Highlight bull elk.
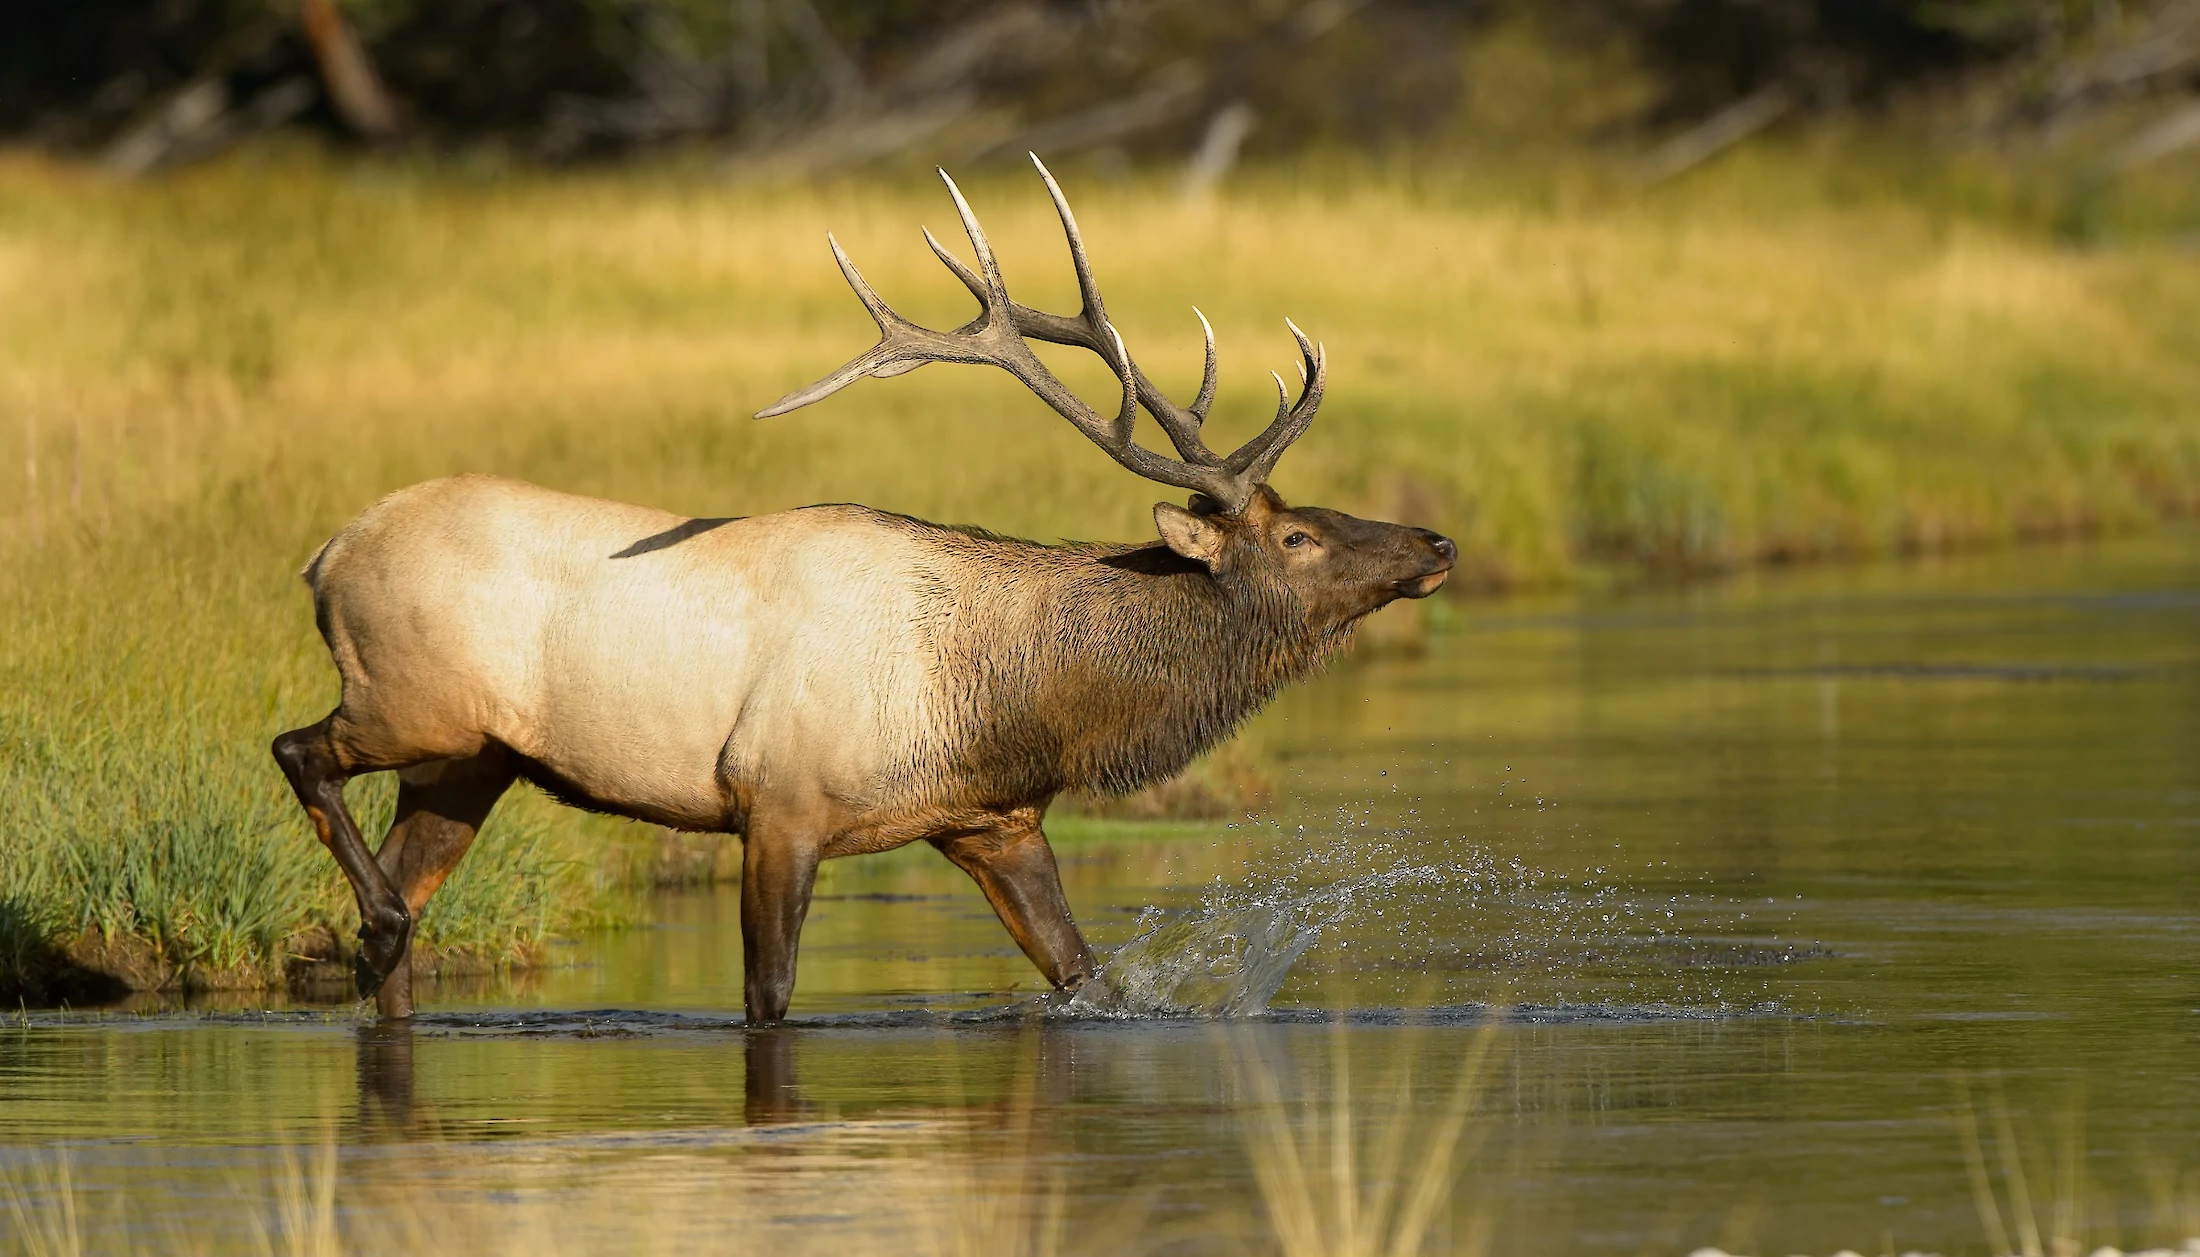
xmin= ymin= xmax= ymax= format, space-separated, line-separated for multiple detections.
xmin=272 ymin=156 xmax=1455 ymax=1024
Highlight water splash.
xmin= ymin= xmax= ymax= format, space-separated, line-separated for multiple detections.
xmin=1065 ymin=864 xmax=1449 ymax=1018
xmin=1062 ymin=814 xmax=1804 ymax=1020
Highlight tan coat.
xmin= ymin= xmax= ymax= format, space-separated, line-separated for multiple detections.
xmin=312 ymin=474 xmax=950 ymax=846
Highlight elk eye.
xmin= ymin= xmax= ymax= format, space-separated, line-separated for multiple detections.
xmin=1283 ymin=531 xmax=1311 ymax=549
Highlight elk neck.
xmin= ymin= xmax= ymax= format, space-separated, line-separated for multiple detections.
xmin=913 ymin=523 xmax=1344 ymax=805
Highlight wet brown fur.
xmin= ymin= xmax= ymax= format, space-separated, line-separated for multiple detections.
xmin=904 ymin=512 xmax=1347 ymax=807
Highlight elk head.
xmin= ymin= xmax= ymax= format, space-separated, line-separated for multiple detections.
xmin=759 ymin=155 xmax=1455 ymax=634
xmin=1153 ymin=486 xmax=1455 ymax=633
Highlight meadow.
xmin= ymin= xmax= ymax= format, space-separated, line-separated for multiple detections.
xmin=1 ymin=142 xmax=2196 ymax=1002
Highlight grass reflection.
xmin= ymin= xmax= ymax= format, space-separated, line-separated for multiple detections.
xmin=1226 ymin=1018 xmax=1502 ymax=1257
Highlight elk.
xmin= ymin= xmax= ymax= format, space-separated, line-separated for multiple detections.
xmin=272 ymin=157 xmax=1455 ymax=1024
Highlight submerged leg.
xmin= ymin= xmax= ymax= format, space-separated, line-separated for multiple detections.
xmin=740 ymin=807 xmax=825 ymax=1026
xmin=370 ymin=749 xmax=517 ymax=1020
xmin=271 ymin=715 xmax=413 ymax=998
xmin=933 ymin=812 xmax=1095 ymax=992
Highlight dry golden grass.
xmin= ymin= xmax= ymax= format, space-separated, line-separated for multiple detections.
xmin=3 ymin=148 xmax=2195 ymax=572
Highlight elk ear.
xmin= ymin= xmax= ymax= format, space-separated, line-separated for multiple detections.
xmin=1243 ymin=484 xmax=1287 ymax=521
xmin=1154 ymin=502 xmax=1227 ymax=566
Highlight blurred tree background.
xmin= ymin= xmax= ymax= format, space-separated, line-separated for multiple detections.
xmin=4 ymin=1 xmax=2196 ymax=178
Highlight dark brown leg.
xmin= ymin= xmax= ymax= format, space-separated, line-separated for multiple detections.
xmin=371 ymin=749 xmax=516 ymax=1020
xmin=271 ymin=715 xmax=412 ymax=998
xmin=933 ymin=813 xmax=1096 ymax=992
xmin=740 ymin=809 xmax=823 ymax=1026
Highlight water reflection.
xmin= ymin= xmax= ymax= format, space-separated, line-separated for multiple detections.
xmin=354 ymin=1022 xmax=420 ymax=1138
xmin=743 ymin=1026 xmax=809 ymax=1125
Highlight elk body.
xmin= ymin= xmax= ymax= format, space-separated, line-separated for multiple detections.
xmin=273 ymin=158 xmax=1455 ymax=1024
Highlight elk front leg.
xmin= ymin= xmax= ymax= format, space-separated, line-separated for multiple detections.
xmin=369 ymin=750 xmax=516 ymax=1020
xmin=933 ymin=814 xmax=1096 ymax=993
xmin=740 ymin=810 xmax=824 ymax=1026
xmin=272 ymin=715 xmax=412 ymax=999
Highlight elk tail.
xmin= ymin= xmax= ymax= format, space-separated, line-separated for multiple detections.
xmin=299 ymin=538 xmax=335 ymax=589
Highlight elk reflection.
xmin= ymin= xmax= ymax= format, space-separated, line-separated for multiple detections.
xmin=743 ymin=1025 xmax=811 ymax=1125
xmin=354 ymin=1020 xmax=426 ymax=1139
xmin=349 ymin=1017 xmax=836 ymax=1134
xmin=351 ymin=1014 xmax=1084 ymax=1142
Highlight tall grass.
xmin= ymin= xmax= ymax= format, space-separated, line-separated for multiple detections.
xmin=0 ymin=143 xmax=2195 ymax=1000
xmin=0 ymin=695 xmax=610 ymax=998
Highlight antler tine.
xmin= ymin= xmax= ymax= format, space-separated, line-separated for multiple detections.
xmin=755 ymin=236 xmax=934 ymax=418
xmin=1284 ymin=317 xmax=1319 ymax=386
xmin=1221 ymin=327 xmax=1326 ymax=478
xmin=1227 ymin=337 xmax=1326 ymax=482
xmin=1080 ymin=343 xmax=1238 ymax=498
xmin=937 ymin=169 xmax=1013 ymax=318
xmin=1103 ymin=324 xmax=1139 ymax=445
xmin=1190 ymin=307 xmax=1220 ymax=421
xmin=1030 ymin=154 xmax=1111 ymax=344
xmin=922 ymin=226 xmax=989 ymax=313
xmin=830 ymin=234 xmax=903 ymax=334
xmin=752 ymin=346 xmax=894 ymax=419
xmin=1023 ymin=153 xmax=1228 ymax=466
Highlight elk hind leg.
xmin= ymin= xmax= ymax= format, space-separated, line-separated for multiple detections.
xmin=740 ymin=805 xmax=826 ymax=1027
xmin=370 ymin=749 xmax=516 ymax=1020
xmin=271 ymin=714 xmax=414 ymax=998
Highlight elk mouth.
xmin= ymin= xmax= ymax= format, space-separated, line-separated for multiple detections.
xmin=1394 ymin=566 xmax=1452 ymax=599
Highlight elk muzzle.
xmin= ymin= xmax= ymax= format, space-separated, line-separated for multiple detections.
xmin=1394 ymin=528 xmax=1456 ymax=598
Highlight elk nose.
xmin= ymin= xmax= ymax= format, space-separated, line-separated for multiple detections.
xmin=1416 ymin=528 xmax=1457 ymax=564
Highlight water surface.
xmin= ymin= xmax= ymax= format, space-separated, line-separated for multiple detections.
xmin=5 ymin=536 xmax=2197 ymax=1255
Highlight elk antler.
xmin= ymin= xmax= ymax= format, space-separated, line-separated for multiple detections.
xmin=755 ymin=154 xmax=1324 ymax=514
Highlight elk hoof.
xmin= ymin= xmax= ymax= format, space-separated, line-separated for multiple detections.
xmin=353 ymin=911 xmax=412 ymax=998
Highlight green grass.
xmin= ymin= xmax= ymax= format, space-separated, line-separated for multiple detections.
xmin=0 ymin=141 xmax=2195 ymax=1000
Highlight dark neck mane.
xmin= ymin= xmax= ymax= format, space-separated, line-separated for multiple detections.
xmin=921 ymin=527 xmax=1342 ymax=803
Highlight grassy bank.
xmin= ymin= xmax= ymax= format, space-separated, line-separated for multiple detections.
xmin=1 ymin=144 xmax=2196 ymax=1002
